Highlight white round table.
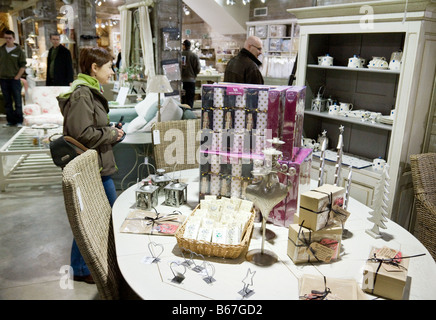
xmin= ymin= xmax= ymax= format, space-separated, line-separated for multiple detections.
xmin=112 ymin=169 xmax=436 ymax=300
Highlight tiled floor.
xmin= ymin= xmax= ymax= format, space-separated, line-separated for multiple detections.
xmin=0 ymin=117 xmax=99 ymax=299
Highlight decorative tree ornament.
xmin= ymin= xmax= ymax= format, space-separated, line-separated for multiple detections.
xmin=366 ymin=164 xmax=390 ymax=238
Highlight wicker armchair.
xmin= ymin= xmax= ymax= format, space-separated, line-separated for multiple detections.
xmin=410 ymin=153 xmax=436 ymax=261
xmin=152 ymin=119 xmax=201 ymax=172
xmin=62 ymin=150 xmax=139 ymax=299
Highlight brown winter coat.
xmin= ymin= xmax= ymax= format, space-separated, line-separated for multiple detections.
xmin=57 ymin=85 xmax=119 ymax=176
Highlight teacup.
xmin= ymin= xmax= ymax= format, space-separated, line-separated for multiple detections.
xmin=389 ymin=59 xmax=401 ymax=70
xmin=328 ymin=104 xmax=339 ymax=116
xmin=389 ymin=51 xmax=402 ymax=70
xmin=303 ymin=138 xmax=316 ymax=148
xmin=318 ymin=54 xmax=333 ymax=66
xmin=339 ymin=102 xmax=353 ymax=112
xmin=348 ymin=55 xmax=363 ymax=68
xmin=372 ymin=158 xmax=386 ymax=171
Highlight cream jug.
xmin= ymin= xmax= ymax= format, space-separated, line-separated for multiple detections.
xmin=339 ymin=102 xmax=353 ymax=112
xmin=318 ymin=54 xmax=333 ymax=66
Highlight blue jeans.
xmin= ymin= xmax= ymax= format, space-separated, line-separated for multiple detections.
xmin=71 ymin=176 xmax=117 ymax=277
xmin=0 ymin=79 xmax=23 ymax=125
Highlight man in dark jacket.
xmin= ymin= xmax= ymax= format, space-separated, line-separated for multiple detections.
xmin=181 ymin=39 xmax=201 ymax=108
xmin=46 ymin=33 xmax=74 ymax=86
xmin=224 ymin=36 xmax=264 ymax=85
xmin=0 ymin=30 xmax=26 ymax=127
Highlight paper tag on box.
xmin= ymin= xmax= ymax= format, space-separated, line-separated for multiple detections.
xmin=376 ymin=247 xmax=403 ymax=272
xmin=226 ymin=86 xmax=244 ymax=96
xmin=308 ymin=242 xmax=335 ymax=263
xmin=153 ymin=129 xmax=160 ymax=145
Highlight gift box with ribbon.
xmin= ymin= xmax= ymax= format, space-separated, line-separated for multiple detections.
xmin=298 ymin=184 xmax=347 ymax=231
xmin=119 ymin=209 xmax=186 ymax=236
xmin=362 ymin=246 xmax=420 ymax=300
xmin=287 ymin=222 xmax=343 ymax=264
xmin=299 ymin=274 xmax=367 ymax=300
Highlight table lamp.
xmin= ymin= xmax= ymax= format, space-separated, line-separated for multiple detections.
xmin=60 ymin=34 xmax=75 ymax=44
xmin=146 ymin=75 xmax=173 ymax=122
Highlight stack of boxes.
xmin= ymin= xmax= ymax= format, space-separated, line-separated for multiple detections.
xmin=287 ymin=184 xmax=348 ymax=264
xmin=198 ymin=83 xmax=311 ymax=227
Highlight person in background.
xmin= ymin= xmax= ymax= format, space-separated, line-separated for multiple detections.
xmin=57 ymin=47 xmax=125 ymax=284
xmin=46 ymin=33 xmax=74 ymax=86
xmin=181 ymin=39 xmax=200 ymax=108
xmin=0 ymin=30 xmax=26 ymax=127
xmin=224 ymin=36 xmax=264 ymax=85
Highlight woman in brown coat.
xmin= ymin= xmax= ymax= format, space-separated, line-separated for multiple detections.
xmin=57 ymin=47 xmax=124 ymax=283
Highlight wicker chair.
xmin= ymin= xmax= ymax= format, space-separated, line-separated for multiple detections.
xmin=152 ymin=119 xmax=201 ymax=172
xmin=410 ymin=153 xmax=436 ymax=261
xmin=62 ymin=149 xmax=139 ymax=299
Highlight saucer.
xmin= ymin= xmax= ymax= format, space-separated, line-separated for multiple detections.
xmin=379 ymin=115 xmax=393 ymax=124
xmin=368 ymin=65 xmax=389 ymax=70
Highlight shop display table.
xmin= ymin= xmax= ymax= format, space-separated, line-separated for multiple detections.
xmin=112 ymin=169 xmax=436 ymax=300
xmin=0 ymin=126 xmax=62 ymax=191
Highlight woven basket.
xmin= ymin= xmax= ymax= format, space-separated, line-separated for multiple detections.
xmin=175 ymin=205 xmax=255 ymax=259
xmin=152 ymin=119 xmax=201 ymax=172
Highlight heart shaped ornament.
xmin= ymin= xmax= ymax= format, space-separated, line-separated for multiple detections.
xmin=170 ymin=261 xmax=186 ymax=284
xmin=201 ymin=262 xmax=216 ymax=284
xmin=148 ymin=242 xmax=164 ymax=263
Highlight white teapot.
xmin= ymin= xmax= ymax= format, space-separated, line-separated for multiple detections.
xmin=348 ymin=55 xmax=364 ymax=68
xmin=318 ymin=54 xmax=333 ymax=66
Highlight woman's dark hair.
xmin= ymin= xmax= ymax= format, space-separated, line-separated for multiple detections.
xmin=79 ymin=47 xmax=113 ymax=75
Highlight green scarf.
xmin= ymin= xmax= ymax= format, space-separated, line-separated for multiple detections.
xmin=58 ymin=73 xmax=101 ymax=99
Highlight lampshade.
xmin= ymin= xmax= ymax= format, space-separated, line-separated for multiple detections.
xmin=60 ymin=34 xmax=75 ymax=44
xmin=146 ymin=75 xmax=173 ymax=94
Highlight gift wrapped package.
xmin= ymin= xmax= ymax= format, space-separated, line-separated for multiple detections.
xmin=268 ymin=147 xmax=312 ymax=227
xmin=120 ymin=209 xmax=185 ymax=236
xmin=362 ymin=247 xmax=410 ymax=300
xmin=299 ymin=274 xmax=367 ymax=300
xmin=287 ymin=223 xmax=342 ymax=264
xmin=298 ymin=184 xmax=345 ymax=231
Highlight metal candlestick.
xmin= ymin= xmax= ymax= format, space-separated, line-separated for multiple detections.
xmin=245 ymin=138 xmax=296 ymax=266
xmin=344 ymin=165 xmax=353 ymax=210
xmin=318 ymin=130 xmax=328 ymax=187
xmin=334 ymin=125 xmax=344 ymax=186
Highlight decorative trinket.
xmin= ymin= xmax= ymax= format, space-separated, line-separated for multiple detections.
xmin=164 ymin=181 xmax=188 ymax=207
xmin=135 ymin=180 xmax=159 ymax=210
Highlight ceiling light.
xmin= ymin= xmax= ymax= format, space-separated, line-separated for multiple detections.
xmin=183 ymin=5 xmax=190 ymax=15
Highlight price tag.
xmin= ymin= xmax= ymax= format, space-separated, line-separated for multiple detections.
xmin=153 ymin=129 xmax=161 ymax=145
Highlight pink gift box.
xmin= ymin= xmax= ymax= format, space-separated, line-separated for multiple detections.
xmin=268 ymin=147 xmax=313 ymax=228
xmin=199 ymin=84 xmax=307 ymax=203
